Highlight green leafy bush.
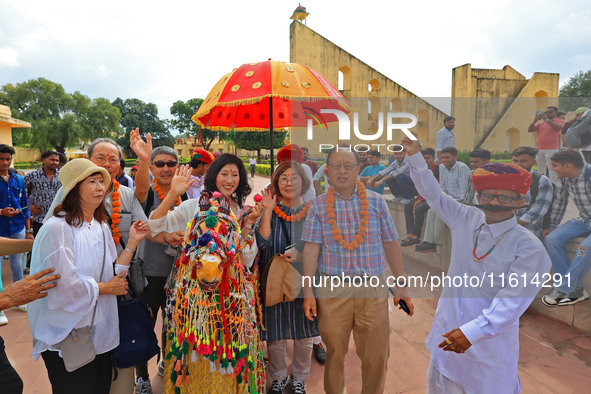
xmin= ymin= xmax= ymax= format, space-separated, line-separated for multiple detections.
xmin=457 ymin=150 xmax=471 ymax=167
xmin=491 ymin=152 xmax=513 ymax=160
xmin=13 ymin=161 xmax=41 ymax=169
xmin=241 ymin=162 xmax=272 ymax=176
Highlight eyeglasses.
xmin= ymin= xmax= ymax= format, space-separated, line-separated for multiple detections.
xmin=153 ymin=161 xmax=178 ymax=168
xmin=328 ymin=163 xmax=357 ymax=171
xmin=93 ymin=155 xmax=120 ymax=165
xmin=278 ymin=176 xmax=302 ymax=185
xmin=479 ymin=193 xmax=521 ymax=204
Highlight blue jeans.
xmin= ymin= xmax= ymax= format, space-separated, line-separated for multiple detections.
xmin=386 ymin=174 xmax=418 ymax=200
xmin=544 ymin=218 xmax=591 ymax=294
xmin=7 ymin=229 xmax=25 ymax=283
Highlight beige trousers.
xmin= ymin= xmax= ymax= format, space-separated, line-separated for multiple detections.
xmin=267 ymin=338 xmax=314 ymax=382
xmin=316 ymin=279 xmax=390 ymax=394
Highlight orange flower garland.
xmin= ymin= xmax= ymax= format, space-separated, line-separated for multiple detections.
xmin=152 ymin=178 xmax=181 ymax=210
xmin=111 ymin=180 xmax=122 ymax=245
xmin=327 ymin=181 xmax=369 ymax=250
xmin=273 ymin=203 xmax=309 ymax=222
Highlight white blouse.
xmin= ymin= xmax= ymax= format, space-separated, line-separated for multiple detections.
xmin=27 ymin=216 xmax=126 ymax=359
xmin=147 ymin=198 xmax=258 ymax=268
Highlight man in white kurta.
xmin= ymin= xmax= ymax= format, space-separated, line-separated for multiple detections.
xmin=403 ymin=138 xmax=552 ymax=394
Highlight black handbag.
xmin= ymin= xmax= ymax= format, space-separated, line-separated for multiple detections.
xmin=112 ymin=279 xmax=160 ymax=369
xmin=128 ymin=257 xmax=146 ymax=295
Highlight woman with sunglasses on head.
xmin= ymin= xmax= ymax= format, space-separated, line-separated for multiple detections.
xmin=256 ymin=161 xmax=319 ymax=394
xmin=27 ymin=159 xmax=148 ymax=394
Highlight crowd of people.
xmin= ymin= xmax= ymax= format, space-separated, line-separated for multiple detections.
xmin=0 ymin=104 xmax=589 ymax=394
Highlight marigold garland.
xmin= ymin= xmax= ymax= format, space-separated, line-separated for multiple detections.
xmin=152 ymin=178 xmax=181 ymax=210
xmin=273 ymin=202 xmax=309 ymax=222
xmin=110 ymin=179 xmax=122 ymax=245
xmin=327 ymin=181 xmax=369 ymax=250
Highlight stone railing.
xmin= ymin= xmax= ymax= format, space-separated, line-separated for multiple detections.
xmin=387 ymin=200 xmax=591 ymax=333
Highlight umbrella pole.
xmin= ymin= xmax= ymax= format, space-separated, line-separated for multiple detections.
xmin=269 ymin=96 xmax=274 ymax=174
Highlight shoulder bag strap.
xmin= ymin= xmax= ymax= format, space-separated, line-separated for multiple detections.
xmin=277 ymin=213 xmax=292 ymax=249
xmin=90 ymin=228 xmax=107 ymax=328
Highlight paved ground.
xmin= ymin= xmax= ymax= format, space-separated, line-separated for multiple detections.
xmin=2 ymin=174 xmax=590 ymax=393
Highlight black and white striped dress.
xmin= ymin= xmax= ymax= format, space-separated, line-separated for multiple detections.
xmin=255 ymin=204 xmax=320 ymax=342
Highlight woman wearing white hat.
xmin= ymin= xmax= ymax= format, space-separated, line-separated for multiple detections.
xmin=27 ymin=158 xmax=148 ymax=394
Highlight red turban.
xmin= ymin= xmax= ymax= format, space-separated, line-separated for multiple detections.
xmin=471 ymin=163 xmax=532 ymax=196
xmin=277 ymin=144 xmax=303 ymax=164
xmin=212 ymin=152 xmax=221 ymax=158
xmin=192 ymin=148 xmax=214 ymax=165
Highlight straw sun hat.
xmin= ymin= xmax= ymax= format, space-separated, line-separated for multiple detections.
xmin=59 ymin=158 xmax=110 ymax=202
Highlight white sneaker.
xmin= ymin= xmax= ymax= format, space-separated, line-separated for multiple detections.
xmin=14 ymin=304 xmax=27 ymax=312
xmin=157 ymin=359 xmax=165 ymax=377
xmin=541 ymin=288 xmax=568 ymax=307
xmin=557 ymin=289 xmax=590 ymax=306
xmin=135 ymin=377 xmax=152 ymax=394
xmin=0 ymin=311 xmax=8 ymax=326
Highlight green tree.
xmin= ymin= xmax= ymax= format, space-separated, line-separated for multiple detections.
xmin=0 ymin=78 xmax=121 ymax=153
xmin=559 ymin=69 xmax=591 ymax=111
xmin=226 ymin=130 xmax=288 ymax=159
xmin=170 ymin=98 xmax=225 ymax=150
xmin=112 ymin=97 xmax=174 ymax=154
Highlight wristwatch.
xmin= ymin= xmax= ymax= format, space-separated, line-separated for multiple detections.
xmin=26 ymin=229 xmax=33 ymax=234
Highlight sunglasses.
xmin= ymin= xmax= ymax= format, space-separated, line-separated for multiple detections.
xmin=153 ymin=161 xmax=178 ymax=168
xmin=478 ymin=192 xmax=521 ymax=204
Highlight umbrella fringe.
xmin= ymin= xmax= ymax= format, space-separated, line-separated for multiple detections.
xmin=192 ymin=94 xmax=353 ymax=127
xmin=193 ymin=126 xmax=287 ymax=132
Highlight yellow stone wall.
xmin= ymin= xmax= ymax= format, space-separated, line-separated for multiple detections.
xmin=174 ymin=137 xmax=236 ymax=160
xmin=13 ymin=147 xmax=41 ymax=162
xmin=0 ymin=104 xmax=31 ymax=147
xmin=289 ymin=21 xmax=448 ymax=154
xmin=452 ymin=64 xmax=559 ymax=152
xmin=290 ymin=22 xmax=560 ymax=154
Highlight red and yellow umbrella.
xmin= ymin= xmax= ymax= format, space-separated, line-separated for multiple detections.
xmin=193 ymin=60 xmax=351 ymax=170
xmin=193 ymin=60 xmax=351 ymax=132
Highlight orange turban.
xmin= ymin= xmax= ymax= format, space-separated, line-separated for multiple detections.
xmin=471 ymin=163 xmax=532 ymax=196
xmin=277 ymin=144 xmax=303 ymax=164
xmin=192 ymin=148 xmax=214 ymax=165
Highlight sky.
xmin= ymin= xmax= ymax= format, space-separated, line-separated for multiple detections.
xmin=1 ymin=0 xmax=590 ymax=128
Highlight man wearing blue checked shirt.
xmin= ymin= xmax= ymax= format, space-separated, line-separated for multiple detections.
xmin=511 ymin=146 xmax=553 ymax=238
xmin=435 ymin=116 xmax=456 ymax=163
xmin=543 ymin=149 xmax=591 ymax=307
xmin=416 ymin=146 xmax=471 ymax=253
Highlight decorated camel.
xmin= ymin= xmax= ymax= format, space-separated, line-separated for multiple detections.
xmin=163 ymin=191 xmax=265 ymax=393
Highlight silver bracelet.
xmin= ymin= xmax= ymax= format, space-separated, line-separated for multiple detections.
xmin=124 ymin=247 xmax=135 ymax=254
